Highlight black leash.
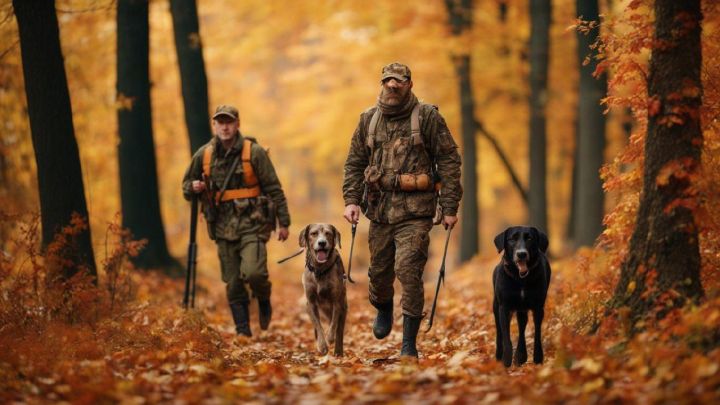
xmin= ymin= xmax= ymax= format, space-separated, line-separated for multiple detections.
xmin=346 ymin=223 xmax=357 ymax=283
xmin=425 ymin=226 xmax=453 ymax=332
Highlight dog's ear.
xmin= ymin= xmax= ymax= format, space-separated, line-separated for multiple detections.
xmin=493 ymin=229 xmax=508 ymax=253
xmin=331 ymin=225 xmax=341 ymax=249
xmin=532 ymin=227 xmax=549 ymax=253
xmin=299 ymin=225 xmax=310 ymax=248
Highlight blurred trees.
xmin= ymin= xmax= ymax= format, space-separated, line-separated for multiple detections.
xmin=445 ymin=0 xmax=479 ymax=262
xmin=117 ymin=0 xmax=179 ymax=273
xmin=572 ymin=0 xmax=606 ymax=247
xmin=528 ymin=0 xmax=551 ymax=234
xmin=12 ymin=0 xmax=97 ymax=279
xmin=612 ymin=0 xmax=703 ymax=323
xmin=169 ymin=0 xmax=211 ymax=154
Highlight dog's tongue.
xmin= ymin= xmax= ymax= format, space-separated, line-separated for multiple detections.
xmin=517 ymin=261 xmax=528 ymax=275
xmin=317 ymin=250 xmax=328 ymax=262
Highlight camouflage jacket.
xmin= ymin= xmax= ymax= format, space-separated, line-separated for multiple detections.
xmin=182 ymin=133 xmax=291 ymax=241
xmin=342 ymin=103 xmax=462 ymax=224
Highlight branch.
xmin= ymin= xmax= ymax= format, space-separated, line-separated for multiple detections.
xmin=474 ymin=119 xmax=529 ymax=205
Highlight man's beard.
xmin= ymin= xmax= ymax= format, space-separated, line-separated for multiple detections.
xmin=379 ymin=87 xmax=407 ymax=106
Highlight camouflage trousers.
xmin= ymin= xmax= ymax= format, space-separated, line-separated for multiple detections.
xmin=217 ymin=234 xmax=271 ymax=305
xmin=368 ymin=217 xmax=433 ymax=318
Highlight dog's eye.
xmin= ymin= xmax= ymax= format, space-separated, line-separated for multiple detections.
xmin=310 ymin=231 xmax=318 ymax=236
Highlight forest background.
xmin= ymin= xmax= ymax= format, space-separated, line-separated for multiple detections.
xmin=1 ymin=0 xmax=719 ymax=403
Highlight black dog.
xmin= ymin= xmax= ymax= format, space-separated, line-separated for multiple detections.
xmin=492 ymin=226 xmax=551 ymax=367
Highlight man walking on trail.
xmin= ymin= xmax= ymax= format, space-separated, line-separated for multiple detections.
xmin=183 ymin=105 xmax=290 ymax=337
xmin=342 ymin=63 xmax=462 ymax=358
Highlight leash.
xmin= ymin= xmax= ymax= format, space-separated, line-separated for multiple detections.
xmin=346 ymin=223 xmax=357 ymax=283
xmin=425 ymin=226 xmax=453 ymax=333
xmin=277 ymin=248 xmax=304 ymax=264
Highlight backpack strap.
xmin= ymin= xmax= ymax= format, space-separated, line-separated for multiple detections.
xmin=366 ymin=108 xmax=381 ymax=150
xmin=241 ymin=138 xmax=258 ymax=187
xmin=410 ymin=103 xmax=422 ymax=146
xmin=202 ymin=144 xmax=213 ymax=178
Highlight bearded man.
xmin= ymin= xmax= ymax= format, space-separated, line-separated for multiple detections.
xmin=342 ymin=63 xmax=462 ymax=358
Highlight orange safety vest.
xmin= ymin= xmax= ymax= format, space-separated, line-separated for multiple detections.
xmin=202 ymin=138 xmax=261 ymax=203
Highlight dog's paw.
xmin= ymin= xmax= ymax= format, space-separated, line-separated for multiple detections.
xmin=502 ymin=349 xmax=513 ymax=368
xmin=514 ymin=349 xmax=528 ymax=366
xmin=317 ymin=340 xmax=329 ymax=355
xmin=333 ymin=347 xmax=344 ymax=357
xmin=533 ymin=348 xmax=544 ymax=364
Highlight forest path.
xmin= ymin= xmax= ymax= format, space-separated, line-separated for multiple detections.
xmin=191 ymin=254 xmax=558 ymax=403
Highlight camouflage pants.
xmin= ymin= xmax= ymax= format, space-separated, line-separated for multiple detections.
xmin=368 ymin=217 xmax=433 ymax=317
xmin=217 ymin=234 xmax=271 ymax=305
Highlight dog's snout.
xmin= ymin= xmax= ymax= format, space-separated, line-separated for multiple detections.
xmin=318 ymin=239 xmax=327 ymax=248
xmin=516 ymin=250 xmax=528 ymax=260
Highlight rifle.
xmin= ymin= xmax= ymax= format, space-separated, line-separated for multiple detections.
xmin=425 ymin=226 xmax=452 ymax=332
xmin=183 ymin=196 xmax=199 ymax=309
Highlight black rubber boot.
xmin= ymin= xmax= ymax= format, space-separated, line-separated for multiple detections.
xmin=229 ymin=302 xmax=251 ymax=337
xmin=400 ymin=315 xmax=422 ymax=358
xmin=258 ymin=298 xmax=272 ymax=330
xmin=372 ymin=300 xmax=393 ymax=339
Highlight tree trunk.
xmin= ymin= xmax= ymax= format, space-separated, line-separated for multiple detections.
xmin=169 ymin=0 xmax=211 ymax=154
xmin=573 ymin=0 xmax=607 ymax=247
xmin=445 ymin=0 xmax=479 ymax=262
xmin=117 ymin=0 xmax=179 ymax=273
xmin=456 ymin=54 xmax=479 ymax=261
xmin=13 ymin=0 xmax=97 ymax=279
xmin=612 ymin=0 xmax=703 ymax=323
xmin=528 ymin=0 xmax=550 ymax=234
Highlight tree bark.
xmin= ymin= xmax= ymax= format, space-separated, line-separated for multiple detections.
xmin=169 ymin=0 xmax=211 ymax=154
xmin=117 ymin=0 xmax=179 ymax=273
xmin=612 ymin=0 xmax=703 ymax=323
xmin=573 ymin=0 xmax=607 ymax=247
xmin=13 ymin=0 xmax=97 ymax=279
xmin=528 ymin=0 xmax=550 ymax=234
xmin=445 ymin=0 xmax=479 ymax=262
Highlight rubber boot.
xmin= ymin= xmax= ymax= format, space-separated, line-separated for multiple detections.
xmin=229 ymin=302 xmax=251 ymax=337
xmin=372 ymin=300 xmax=393 ymax=339
xmin=258 ymin=298 xmax=272 ymax=330
xmin=400 ymin=314 xmax=422 ymax=358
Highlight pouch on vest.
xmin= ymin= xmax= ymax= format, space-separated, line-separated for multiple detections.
xmin=255 ymin=195 xmax=278 ymax=233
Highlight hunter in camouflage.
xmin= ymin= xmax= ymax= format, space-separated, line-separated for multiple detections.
xmin=183 ymin=105 xmax=291 ymax=337
xmin=342 ymin=63 xmax=462 ymax=358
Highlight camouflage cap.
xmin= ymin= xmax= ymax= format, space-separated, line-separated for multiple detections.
xmin=212 ymin=104 xmax=239 ymax=120
xmin=381 ymin=62 xmax=411 ymax=82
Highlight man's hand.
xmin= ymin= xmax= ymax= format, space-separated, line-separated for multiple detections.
xmin=277 ymin=227 xmax=289 ymax=241
xmin=343 ymin=204 xmax=360 ymax=224
xmin=191 ymin=180 xmax=206 ymax=193
xmin=442 ymin=215 xmax=458 ymax=230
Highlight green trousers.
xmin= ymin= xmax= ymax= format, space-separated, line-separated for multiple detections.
xmin=217 ymin=234 xmax=271 ymax=305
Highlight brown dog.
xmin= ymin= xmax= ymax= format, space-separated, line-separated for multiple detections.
xmin=299 ymin=224 xmax=348 ymax=356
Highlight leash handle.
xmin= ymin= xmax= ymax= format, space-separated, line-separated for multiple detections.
xmin=346 ymin=223 xmax=357 ymax=283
